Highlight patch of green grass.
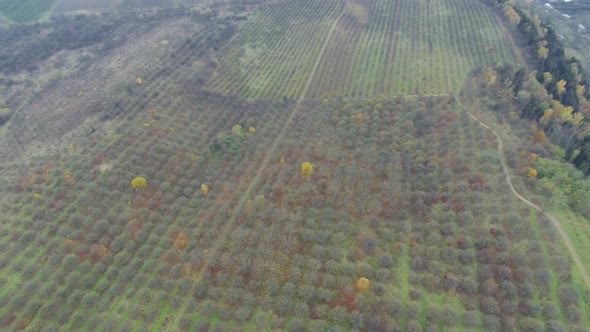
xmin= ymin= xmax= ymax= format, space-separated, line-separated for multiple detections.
xmin=570 ymin=267 xmax=590 ymax=328
xmin=398 ymin=242 xmax=410 ymax=329
xmin=551 ymin=209 xmax=590 ymax=273
xmin=0 ymin=0 xmax=57 ymax=22
xmin=528 ymin=209 xmax=568 ymax=322
xmin=542 ymin=208 xmax=590 ymax=328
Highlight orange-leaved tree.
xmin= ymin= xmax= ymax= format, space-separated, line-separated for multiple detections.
xmin=534 ymin=130 xmax=548 ymax=144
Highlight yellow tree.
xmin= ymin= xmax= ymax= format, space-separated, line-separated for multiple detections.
xmin=556 ymin=79 xmax=567 ymax=95
xmin=561 ymin=106 xmax=573 ymax=122
xmin=543 ymin=72 xmax=553 ymax=84
xmin=540 ymin=108 xmax=553 ymax=123
xmin=131 ymin=176 xmax=147 ymax=190
xmin=528 ymin=168 xmax=538 ymax=178
xmin=301 ymin=162 xmax=313 ymax=179
xmin=504 ymin=5 xmax=521 ymax=25
xmin=573 ymin=113 xmax=584 ymax=127
xmin=577 ymin=85 xmax=586 ymax=97
xmin=201 ymin=184 xmax=209 ymax=196
xmin=533 ymin=16 xmax=545 ymax=37
xmin=356 ymin=277 xmax=370 ymax=291
xmin=232 ymin=124 xmax=243 ymax=137
xmin=537 ymin=44 xmax=549 ymax=60
xmin=485 ymin=68 xmax=497 ymax=85
xmin=552 ymin=100 xmax=573 ymax=120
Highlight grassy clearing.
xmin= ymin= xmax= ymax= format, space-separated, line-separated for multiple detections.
xmin=528 ymin=209 xmax=568 ymax=322
xmin=551 ymin=209 xmax=590 ymax=272
xmin=0 ymin=0 xmax=56 ymax=22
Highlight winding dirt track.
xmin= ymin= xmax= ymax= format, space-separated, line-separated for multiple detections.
xmin=165 ymin=9 xmax=346 ymax=331
xmin=455 ymin=96 xmax=590 ymax=292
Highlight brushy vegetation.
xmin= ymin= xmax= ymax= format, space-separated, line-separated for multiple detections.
xmin=0 ymin=106 xmax=11 ymax=126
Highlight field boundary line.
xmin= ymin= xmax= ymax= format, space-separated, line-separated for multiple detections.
xmin=166 ymin=7 xmax=346 ymax=331
xmin=455 ymin=96 xmax=590 ymax=292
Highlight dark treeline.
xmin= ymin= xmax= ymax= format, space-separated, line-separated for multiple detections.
xmin=490 ymin=0 xmax=590 ymax=174
xmin=511 ymin=6 xmax=590 ymax=106
xmin=0 ymin=8 xmax=225 ymax=75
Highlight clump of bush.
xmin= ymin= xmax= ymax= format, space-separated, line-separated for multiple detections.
xmin=0 ymin=107 xmax=11 ymax=126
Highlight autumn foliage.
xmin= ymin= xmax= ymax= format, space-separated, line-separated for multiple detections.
xmin=540 ymin=108 xmax=553 ymax=123
xmin=301 ymin=162 xmax=313 ymax=179
xmin=356 ymin=277 xmax=370 ymax=291
xmin=533 ymin=130 xmax=547 ymax=144
xmin=504 ymin=5 xmax=521 ymax=25
xmin=537 ymin=44 xmax=548 ymax=60
xmin=171 ymin=231 xmax=189 ymax=255
xmin=556 ymin=79 xmax=567 ymax=95
xmin=131 ymin=176 xmax=147 ymax=190
xmin=528 ymin=168 xmax=538 ymax=178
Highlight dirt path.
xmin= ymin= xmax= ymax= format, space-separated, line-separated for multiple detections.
xmin=455 ymin=96 xmax=590 ymax=291
xmin=165 ymin=8 xmax=346 ymax=331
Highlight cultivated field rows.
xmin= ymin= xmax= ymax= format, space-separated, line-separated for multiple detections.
xmin=207 ymin=0 xmax=520 ymax=99
xmin=4 ymin=69 xmax=587 ymax=329
xmin=311 ymin=0 xmax=520 ymax=97
xmin=159 ymin=97 xmax=590 ymax=330
xmin=206 ymin=0 xmax=344 ymax=99
xmin=0 ymin=20 xmax=293 ymax=330
xmin=0 ymin=0 xmax=587 ymax=330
